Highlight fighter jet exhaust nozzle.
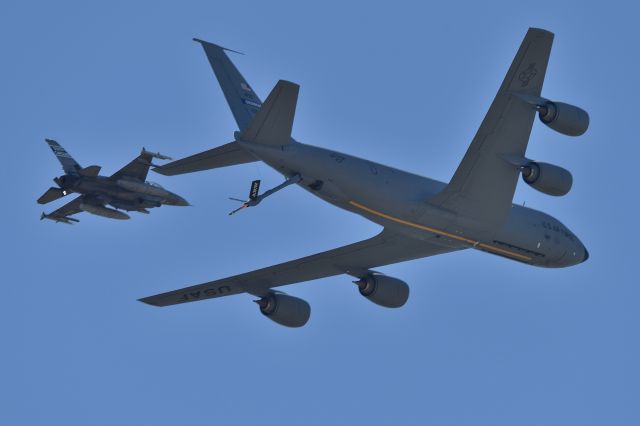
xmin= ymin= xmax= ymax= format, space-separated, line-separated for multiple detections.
xmin=521 ymin=161 xmax=573 ymax=196
xmin=537 ymin=101 xmax=589 ymax=136
xmin=254 ymin=293 xmax=311 ymax=328
xmin=354 ymin=273 xmax=409 ymax=308
xmin=79 ymin=203 xmax=130 ymax=220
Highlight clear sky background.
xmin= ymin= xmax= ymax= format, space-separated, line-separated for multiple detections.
xmin=2 ymin=1 xmax=637 ymax=425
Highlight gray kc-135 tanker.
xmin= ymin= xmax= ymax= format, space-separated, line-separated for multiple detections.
xmin=38 ymin=139 xmax=189 ymax=223
xmin=140 ymin=28 xmax=590 ymax=327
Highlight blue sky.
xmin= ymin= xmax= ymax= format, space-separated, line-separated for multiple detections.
xmin=2 ymin=1 xmax=637 ymax=425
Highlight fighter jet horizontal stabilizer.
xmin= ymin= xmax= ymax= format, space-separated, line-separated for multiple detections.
xmin=37 ymin=187 xmax=67 ymax=204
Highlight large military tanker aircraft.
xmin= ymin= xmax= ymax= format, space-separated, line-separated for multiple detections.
xmin=38 ymin=139 xmax=189 ymax=223
xmin=140 ymin=28 xmax=589 ymax=327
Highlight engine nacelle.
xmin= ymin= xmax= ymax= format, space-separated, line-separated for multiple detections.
xmin=538 ymin=101 xmax=589 ymax=136
xmin=255 ymin=293 xmax=310 ymax=328
xmin=355 ymin=274 xmax=409 ymax=308
xmin=521 ymin=161 xmax=573 ymax=196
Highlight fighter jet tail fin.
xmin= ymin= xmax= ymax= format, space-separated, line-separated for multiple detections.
xmin=45 ymin=139 xmax=81 ymax=174
xmin=238 ymin=80 xmax=299 ymax=146
xmin=153 ymin=141 xmax=257 ymax=176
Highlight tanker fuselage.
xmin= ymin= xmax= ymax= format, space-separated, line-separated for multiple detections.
xmin=240 ymin=140 xmax=587 ymax=268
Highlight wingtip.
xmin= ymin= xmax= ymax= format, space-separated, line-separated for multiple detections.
xmin=151 ymin=166 xmax=171 ymax=176
xmin=192 ymin=37 xmax=244 ymax=55
xmin=277 ymin=79 xmax=300 ymax=90
xmin=527 ymin=27 xmax=554 ymax=37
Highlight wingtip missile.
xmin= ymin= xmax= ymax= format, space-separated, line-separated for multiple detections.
xmin=40 ymin=212 xmax=79 ymax=224
xmin=141 ymin=148 xmax=173 ymax=161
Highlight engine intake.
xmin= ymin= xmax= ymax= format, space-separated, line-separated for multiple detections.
xmin=538 ymin=101 xmax=589 ymax=136
xmin=521 ymin=161 xmax=573 ymax=196
xmin=255 ymin=293 xmax=310 ymax=328
xmin=355 ymin=274 xmax=409 ymax=308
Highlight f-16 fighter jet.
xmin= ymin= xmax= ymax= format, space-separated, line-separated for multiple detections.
xmin=141 ymin=28 xmax=590 ymax=327
xmin=38 ymin=139 xmax=189 ymax=223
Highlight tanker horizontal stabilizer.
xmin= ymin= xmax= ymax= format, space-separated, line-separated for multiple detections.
xmin=153 ymin=141 xmax=257 ymax=176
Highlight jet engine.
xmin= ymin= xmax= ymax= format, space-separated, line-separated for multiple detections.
xmin=521 ymin=161 xmax=573 ymax=196
xmin=537 ymin=101 xmax=589 ymax=136
xmin=354 ymin=274 xmax=409 ymax=308
xmin=254 ymin=293 xmax=310 ymax=328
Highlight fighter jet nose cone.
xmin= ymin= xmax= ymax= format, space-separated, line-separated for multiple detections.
xmin=582 ymin=247 xmax=589 ymax=263
xmin=168 ymin=194 xmax=190 ymax=206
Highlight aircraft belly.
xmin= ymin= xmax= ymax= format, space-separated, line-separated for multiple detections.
xmin=244 ymin=142 xmax=583 ymax=267
xmin=249 ymin=142 xmax=440 ymax=216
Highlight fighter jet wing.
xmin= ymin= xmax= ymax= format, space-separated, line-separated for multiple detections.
xmin=41 ymin=196 xmax=83 ymax=223
xmin=111 ymin=149 xmax=163 ymax=182
xmin=139 ymin=229 xmax=461 ymax=307
xmin=429 ymin=28 xmax=554 ymax=229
